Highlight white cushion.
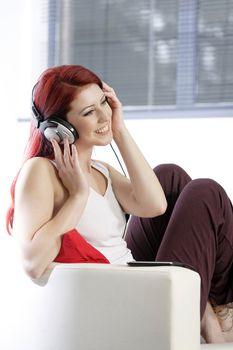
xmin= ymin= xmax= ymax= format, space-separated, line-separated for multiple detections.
xmin=0 ymin=262 xmax=201 ymax=350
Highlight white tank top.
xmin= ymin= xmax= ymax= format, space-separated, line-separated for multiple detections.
xmin=76 ymin=160 xmax=134 ymax=264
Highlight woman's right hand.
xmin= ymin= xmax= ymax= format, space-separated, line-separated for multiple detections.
xmin=51 ymin=138 xmax=89 ymax=197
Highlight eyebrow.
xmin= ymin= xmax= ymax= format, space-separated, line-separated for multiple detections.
xmin=80 ymin=94 xmax=106 ymax=113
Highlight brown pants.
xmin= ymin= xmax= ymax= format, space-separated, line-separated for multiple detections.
xmin=125 ymin=164 xmax=233 ymax=318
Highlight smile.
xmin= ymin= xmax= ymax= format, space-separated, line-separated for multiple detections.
xmin=95 ymin=124 xmax=110 ymax=134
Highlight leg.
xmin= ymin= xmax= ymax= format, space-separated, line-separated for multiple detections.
xmin=211 ymin=301 xmax=233 ymax=342
xmin=125 ymin=164 xmax=192 ymax=260
xmin=155 ymin=178 xmax=233 ymax=319
xmin=201 ymin=301 xmax=225 ymax=343
xmin=125 ymin=165 xmax=233 ymax=343
xmin=201 ymin=300 xmax=233 ymax=343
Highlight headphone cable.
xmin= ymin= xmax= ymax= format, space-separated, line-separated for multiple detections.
xmin=110 ymin=143 xmax=127 ymax=177
xmin=110 ymin=142 xmax=130 ymax=232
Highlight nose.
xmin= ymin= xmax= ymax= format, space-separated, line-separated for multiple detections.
xmin=97 ymin=105 xmax=112 ymax=122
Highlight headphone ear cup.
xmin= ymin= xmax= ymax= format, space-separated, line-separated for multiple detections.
xmin=39 ymin=117 xmax=78 ymax=144
xmin=43 ymin=127 xmax=62 ymax=143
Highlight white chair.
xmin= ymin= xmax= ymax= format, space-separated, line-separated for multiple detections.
xmin=0 ymin=261 xmax=232 ymax=350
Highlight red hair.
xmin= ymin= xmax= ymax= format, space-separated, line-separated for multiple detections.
xmin=6 ymin=65 xmax=102 ymax=234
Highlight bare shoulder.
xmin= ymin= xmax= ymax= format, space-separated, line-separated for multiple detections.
xmin=16 ymin=157 xmax=67 ymax=210
xmin=15 ymin=157 xmax=65 ymax=203
xmin=21 ymin=156 xmax=56 ymax=172
xmin=17 ymin=157 xmax=58 ymax=187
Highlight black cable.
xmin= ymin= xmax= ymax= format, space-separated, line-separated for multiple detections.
xmin=110 ymin=143 xmax=130 ymax=229
xmin=110 ymin=143 xmax=127 ymax=177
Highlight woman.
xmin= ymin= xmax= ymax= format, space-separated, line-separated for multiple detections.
xmin=6 ymin=65 xmax=233 ymax=344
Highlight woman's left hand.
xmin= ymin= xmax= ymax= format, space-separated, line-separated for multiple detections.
xmin=102 ymin=81 xmax=126 ymax=136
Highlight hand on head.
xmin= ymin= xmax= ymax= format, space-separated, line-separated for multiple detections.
xmin=102 ymin=81 xmax=126 ymax=135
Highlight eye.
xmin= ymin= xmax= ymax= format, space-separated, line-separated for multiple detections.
xmin=83 ymin=109 xmax=94 ymax=117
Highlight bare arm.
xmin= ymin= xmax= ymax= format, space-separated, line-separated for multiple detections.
xmin=13 ymin=140 xmax=89 ymax=278
xmin=103 ymin=82 xmax=167 ymax=217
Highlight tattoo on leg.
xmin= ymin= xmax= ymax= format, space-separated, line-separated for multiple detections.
xmin=211 ymin=301 xmax=233 ymax=333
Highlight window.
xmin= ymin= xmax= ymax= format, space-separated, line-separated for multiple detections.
xmin=34 ymin=0 xmax=233 ymax=118
xmin=197 ymin=0 xmax=233 ymax=104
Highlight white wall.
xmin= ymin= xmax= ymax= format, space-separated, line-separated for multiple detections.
xmin=96 ymin=117 xmax=233 ymax=201
xmin=0 ymin=0 xmax=32 ymax=258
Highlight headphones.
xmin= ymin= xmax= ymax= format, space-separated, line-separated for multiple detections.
xmin=31 ymin=85 xmax=78 ymax=144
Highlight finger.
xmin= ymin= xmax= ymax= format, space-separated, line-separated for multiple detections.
xmin=71 ymin=144 xmax=79 ymax=169
xmin=51 ymin=139 xmax=64 ymax=166
xmin=63 ymin=138 xmax=72 ymax=167
xmin=102 ymin=81 xmax=115 ymax=94
xmin=104 ymin=91 xmax=121 ymax=107
xmin=102 ymin=81 xmax=109 ymax=89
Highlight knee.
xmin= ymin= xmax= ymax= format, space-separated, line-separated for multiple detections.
xmin=184 ymin=178 xmax=224 ymax=198
xmin=153 ymin=163 xmax=191 ymax=181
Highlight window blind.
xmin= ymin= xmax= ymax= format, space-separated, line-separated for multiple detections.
xmin=42 ymin=0 xmax=233 ymax=110
xmin=197 ymin=0 xmax=233 ymax=104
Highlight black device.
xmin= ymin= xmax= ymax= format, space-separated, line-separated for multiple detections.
xmin=127 ymin=261 xmax=196 ymax=271
xmin=31 ymin=85 xmax=78 ymax=144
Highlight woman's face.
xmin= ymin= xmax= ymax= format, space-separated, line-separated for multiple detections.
xmin=67 ymin=83 xmax=113 ymax=147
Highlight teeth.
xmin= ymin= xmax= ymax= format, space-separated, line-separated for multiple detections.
xmin=96 ymin=125 xmax=109 ymax=134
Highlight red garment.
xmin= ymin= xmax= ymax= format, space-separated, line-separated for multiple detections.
xmin=54 ymin=229 xmax=110 ymax=264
